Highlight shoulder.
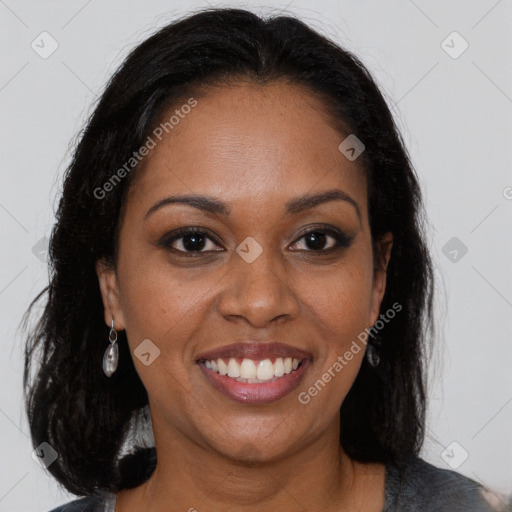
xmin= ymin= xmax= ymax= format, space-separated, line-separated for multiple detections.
xmin=385 ymin=455 xmax=510 ymax=511
xmin=47 ymin=491 xmax=115 ymax=512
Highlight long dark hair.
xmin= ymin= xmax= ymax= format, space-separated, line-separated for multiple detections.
xmin=22 ymin=7 xmax=434 ymax=496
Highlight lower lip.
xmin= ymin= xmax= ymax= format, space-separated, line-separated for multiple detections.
xmin=197 ymin=359 xmax=311 ymax=404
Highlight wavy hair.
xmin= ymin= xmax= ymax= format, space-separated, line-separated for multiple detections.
xmin=23 ymin=7 xmax=434 ymax=495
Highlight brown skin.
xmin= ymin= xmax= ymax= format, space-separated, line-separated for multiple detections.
xmin=96 ymin=80 xmax=393 ymax=512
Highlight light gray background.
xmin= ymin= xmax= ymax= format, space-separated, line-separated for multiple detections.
xmin=1 ymin=0 xmax=511 ymax=510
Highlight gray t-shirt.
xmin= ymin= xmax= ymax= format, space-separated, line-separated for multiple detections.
xmin=47 ymin=455 xmax=511 ymax=511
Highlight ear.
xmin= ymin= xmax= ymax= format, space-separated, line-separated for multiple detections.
xmin=369 ymin=232 xmax=393 ymax=326
xmin=95 ymin=258 xmax=126 ymax=330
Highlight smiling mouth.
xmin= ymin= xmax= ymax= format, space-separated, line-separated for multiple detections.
xmin=198 ymin=356 xmax=305 ymax=383
xmin=197 ymin=356 xmax=311 ymax=404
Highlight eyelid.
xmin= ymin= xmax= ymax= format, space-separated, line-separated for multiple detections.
xmin=157 ymin=223 xmax=354 ymax=255
xmin=156 ymin=226 xmax=224 ymax=252
xmin=290 ymin=224 xmax=354 ymax=250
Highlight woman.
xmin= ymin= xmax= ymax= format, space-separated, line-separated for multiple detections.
xmin=22 ymin=7 xmax=509 ymax=512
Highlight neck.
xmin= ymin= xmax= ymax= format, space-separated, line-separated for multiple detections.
xmin=117 ymin=415 xmax=385 ymax=512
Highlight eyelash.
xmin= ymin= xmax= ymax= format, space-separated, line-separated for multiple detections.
xmin=157 ymin=225 xmax=353 ymax=257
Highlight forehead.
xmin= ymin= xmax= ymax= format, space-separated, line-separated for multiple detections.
xmin=128 ymin=80 xmax=367 ymax=216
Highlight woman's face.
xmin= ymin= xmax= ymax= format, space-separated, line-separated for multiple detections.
xmin=97 ymin=80 xmax=392 ymax=462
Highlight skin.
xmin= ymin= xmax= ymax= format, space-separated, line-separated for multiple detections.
xmin=96 ymin=79 xmax=393 ymax=512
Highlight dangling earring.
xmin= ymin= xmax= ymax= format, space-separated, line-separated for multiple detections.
xmin=366 ymin=333 xmax=382 ymax=368
xmin=103 ymin=318 xmax=119 ymax=377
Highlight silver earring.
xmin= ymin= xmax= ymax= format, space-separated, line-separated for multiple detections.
xmin=102 ymin=318 xmax=119 ymax=377
xmin=366 ymin=334 xmax=381 ymax=368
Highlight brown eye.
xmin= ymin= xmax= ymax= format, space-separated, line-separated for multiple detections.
xmin=289 ymin=227 xmax=353 ymax=252
xmin=158 ymin=228 xmax=223 ymax=255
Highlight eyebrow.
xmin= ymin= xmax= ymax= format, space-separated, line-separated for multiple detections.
xmin=144 ymin=188 xmax=361 ymax=221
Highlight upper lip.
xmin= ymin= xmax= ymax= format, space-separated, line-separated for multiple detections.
xmin=195 ymin=342 xmax=313 ymax=362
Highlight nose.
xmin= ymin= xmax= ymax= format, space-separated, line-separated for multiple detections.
xmin=217 ymin=247 xmax=300 ymax=328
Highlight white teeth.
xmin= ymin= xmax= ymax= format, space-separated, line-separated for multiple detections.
xmin=218 ymin=358 xmax=228 ymax=375
xmin=257 ymin=359 xmax=274 ymax=380
xmin=240 ymin=358 xmax=257 ymax=379
xmin=274 ymin=358 xmax=285 ymax=377
xmin=204 ymin=356 xmax=303 ymax=381
xmin=227 ymin=358 xmax=240 ymax=378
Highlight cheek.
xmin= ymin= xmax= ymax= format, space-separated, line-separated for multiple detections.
xmin=116 ymin=259 xmax=207 ymax=373
xmin=295 ymin=252 xmax=374 ymax=406
xmin=118 ymin=239 xmax=209 ymax=325
xmin=117 ymin=265 xmax=202 ymax=412
xmin=297 ymin=271 xmax=371 ymax=418
xmin=301 ymin=259 xmax=375 ymax=341
xmin=118 ymin=242 xmax=375 ymax=354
